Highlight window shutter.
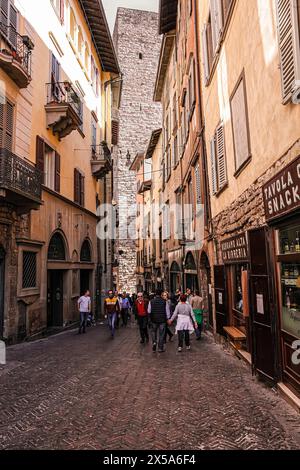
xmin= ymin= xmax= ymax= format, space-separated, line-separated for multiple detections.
xmin=80 ymin=174 xmax=85 ymax=206
xmin=111 ymin=120 xmax=119 ymax=145
xmin=210 ymin=137 xmax=217 ymax=195
xmin=276 ymin=0 xmax=300 ymax=103
xmin=54 ymin=152 xmax=60 ymax=192
xmin=36 ymin=136 xmax=45 ymax=183
xmin=60 ymin=0 xmax=64 ymax=22
xmin=216 ymin=124 xmax=227 ymax=189
xmin=9 ymin=3 xmax=17 ymax=47
xmin=202 ymin=25 xmax=210 ymax=85
xmin=0 ymin=103 xmax=4 ymax=148
xmin=4 ymin=101 xmax=14 ymax=151
xmin=0 ymin=0 xmax=8 ymax=36
xmin=74 ymin=169 xmax=80 ymax=203
xmin=195 ymin=162 xmax=201 ymax=204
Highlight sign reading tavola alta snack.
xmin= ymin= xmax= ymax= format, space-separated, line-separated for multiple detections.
xmin=221 ymin=233 xmax=249 ymax=264
xmin=263 ymin=155 xmax=300 ymax=222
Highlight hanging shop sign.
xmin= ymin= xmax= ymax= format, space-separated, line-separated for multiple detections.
xmin=221 ymin=233 xmax=249 ymax=264
xmin=263 ymin=155 xmax=300 ymax=222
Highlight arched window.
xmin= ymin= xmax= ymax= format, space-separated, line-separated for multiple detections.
xmin=170 ymin=261 xmax=181 ymax=273
xmin=78 ymin=27 xmax=84 ymax=57
xmin=84 ymin=42 xmax=90 ymax=72
xmin=185 ymin=252 xmax=196 ymax=271
xmin=48 ymin=233 xmax=66 ymax=261
xmin=80 ymin=240 xmax=92 ymax=262
xmin=70 ymin=8 xmax=77 ymax=43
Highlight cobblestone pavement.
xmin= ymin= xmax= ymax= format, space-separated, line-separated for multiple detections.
xmin=0 ymin=322 xmax=300 ymax=450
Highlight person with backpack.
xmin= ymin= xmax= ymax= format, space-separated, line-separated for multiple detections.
xmin=147 ymin=289 xmax=170 ymax=353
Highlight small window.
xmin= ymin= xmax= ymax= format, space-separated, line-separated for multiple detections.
xmin=70 ymin=7 xmax=77 ymax=43
xmin=139 ymin=53 xmax=143 ymax=60
xmin=22 ymin=252 xmax=37 ymax=289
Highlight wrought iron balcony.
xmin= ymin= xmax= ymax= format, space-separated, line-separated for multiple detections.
xmin=91 ymin=141 xmax=112 ymax=179
xmin=0 ymin=24 xmax=33 ymax=88
xmin=45 ymin=81 xmax=83 ymax=140
xmin=0 ymin=148 xmax=42 ymax=213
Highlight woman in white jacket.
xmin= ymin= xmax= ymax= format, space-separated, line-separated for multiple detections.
xmin=168 ymin=294 xmax=197 ymax=352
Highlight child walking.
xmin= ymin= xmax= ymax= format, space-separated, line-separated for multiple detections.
xmin=168 ymin=294 xmax=197 ymax=352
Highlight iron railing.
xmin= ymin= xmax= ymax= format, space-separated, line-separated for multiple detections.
xmin=46 ymin=81 xmax=83 ymax=119
xmin=92 ymin=141 xmax=112 ymax=166
xmin=0 ymin=23 xmax=33 ymax=77
xmin=0 ymin=148 xmax=42 ymax=201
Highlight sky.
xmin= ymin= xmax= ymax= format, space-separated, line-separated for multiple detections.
xmin=102 ymin=0 xmax=159 ymax=32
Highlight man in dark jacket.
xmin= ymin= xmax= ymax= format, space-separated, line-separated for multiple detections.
xmin=148 ymin=289 xmax=170 ymax=353
xmin=133 ymin=292 xmax=150 ymax=344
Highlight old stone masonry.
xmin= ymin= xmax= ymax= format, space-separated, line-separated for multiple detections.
xmin=113 ymin=8 xmax=162 ymax=293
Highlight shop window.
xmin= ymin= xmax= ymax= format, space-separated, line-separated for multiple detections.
xmin=279 ymin=224 xmax=300 ymax=255
xmin=22 ymin=252 xmax=37 ymax=289
xmin=233 ymin=264 xmax=248 ymax=314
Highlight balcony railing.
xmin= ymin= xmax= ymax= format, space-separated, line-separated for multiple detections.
xmin=91 ymin=142 xmax=112 ymax=179
xmin=0 ymin=148 xmax=42 ymax=210
xmin=46 ymin=81 xmax=82 ymax=118
xmin=0 ymin=23 xmax=33 ymax=86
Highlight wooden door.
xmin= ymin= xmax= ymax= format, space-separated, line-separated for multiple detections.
xmin=214 ymin=265 xmax=227 ymax=336
xmin=48 ymin=271 xmax=63 ymax=327
xmin=249 ymin=227 xmax=278 ymax=381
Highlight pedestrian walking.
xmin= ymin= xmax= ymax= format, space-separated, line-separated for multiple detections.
xmin=120 ymin=292 xmax=130 ymax=327
xmin=162 ymin=291 xmax=173 ymax=342
xmin=148 ymin=289 xmax=170 ymax=353
xmin=190 ymin=290 xmax=204 ymax=340
xmin=133 ymin=292 xmax=150 ymax=343
xmin=104 ymin=290 xmax=120 ymax=339
xmin=186 ymin=288 xmax=192 ymax=304
xmin=78 ymin=290 xmax=91 ymax=334
xmin=168 ymin=294 xmax=197 ymax=352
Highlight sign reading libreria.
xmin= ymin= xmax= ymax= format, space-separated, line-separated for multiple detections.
xmin=221 ymin=233 xmax=249 ymax=264
xmin=263 ymin=156 xmax=300 ymax=222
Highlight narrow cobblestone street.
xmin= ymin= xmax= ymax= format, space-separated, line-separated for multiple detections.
xmin=1 ymin=323 xmax=299 ymax=450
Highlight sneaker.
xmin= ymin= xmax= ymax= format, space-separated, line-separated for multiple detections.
xmin=178 ymin=347 xmax=182 ymax=352
xmin=152 ymin=343 xmax=157 ymax=352
xmin=186 ymin=346 xmax=191 ymax=350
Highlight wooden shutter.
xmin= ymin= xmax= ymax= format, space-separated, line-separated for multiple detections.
xmin=216 ymin=124 xmax=227 ymax=189
xmin=54 ymin=152 xmax=60 ymax=193
xmin=0 ymin=0 xmax=8 ymax=35
xmin=36 ymin=136 xmax=45 ymax=183
xmin=202 ymin=25 xmax=210 ymax=85
xmin=9 ymin=2 xmax=17 ymax=48
xmin=60 ymin=0 xmax=64 ymax=22
xmin=4 ymin=101 xmax=14 ymax=151
xmin=111 ymin=120 xmax=119 ymax=146
xmin=210 ymin=0 xmax=223 ymax=53
xmin=210 ymin=137 xmax=217 ymax=194
xmin=74 ymin=169 xmax=80 ymax=204
xmin=195 ymin=162 xmax=201 ymax=204
xmin=80 ymin=174 xmax=85 ymax=206
xmin=276 ymin=0 xmax=300 ymax=103
xmin=0 ymin=103 xmax=4 ymax=148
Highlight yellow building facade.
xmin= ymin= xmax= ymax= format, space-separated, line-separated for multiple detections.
xmin=0 ymin=0 xmax=120 ymax=342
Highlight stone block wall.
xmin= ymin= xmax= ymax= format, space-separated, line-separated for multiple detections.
xmin=113 ymin=8 xmax=162 ymax=293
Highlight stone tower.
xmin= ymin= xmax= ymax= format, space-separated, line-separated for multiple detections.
xmin=113 ymin=8 xmax=162 ymax=293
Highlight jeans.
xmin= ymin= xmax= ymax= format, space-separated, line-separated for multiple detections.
xmin=178 ymin=330 xmax=190 ymax=348
xmin=79 ymin=312 xmax=88 ymax=333
xmin=137 ymin=316 xmax=149 ymax=341
xmin=151 ymin=323 xmax=166 ymax=351
xmin=165 ymin=325 xmax=173 ymax=341
xmin=121 ymin=308 xmax=129 ymax=327
xmin=195 ymin=323 xmax=202 ymax=339
xmin=108 ymin=312 xmax=117 ymax=336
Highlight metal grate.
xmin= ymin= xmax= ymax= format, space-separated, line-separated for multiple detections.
xmin=22 ymin=251 xmax=37 ymax=289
